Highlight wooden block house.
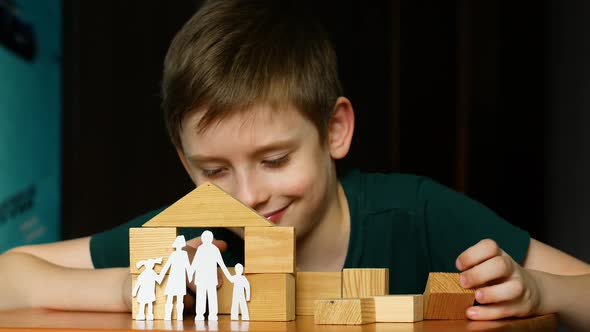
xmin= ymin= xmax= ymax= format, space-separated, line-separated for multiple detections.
xmin=129 ymin=182 xmax=295 ymax=321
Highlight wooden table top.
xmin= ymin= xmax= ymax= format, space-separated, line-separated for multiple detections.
xmin=0 ymin=309 xmax=556 ymax=332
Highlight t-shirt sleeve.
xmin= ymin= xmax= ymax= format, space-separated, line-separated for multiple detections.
xmin=89 ymin=208 xmax=165 ymax=268
xmin=419 ymin=178 xmax=530 ymax=272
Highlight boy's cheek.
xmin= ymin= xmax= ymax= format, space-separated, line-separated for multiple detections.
xmin=281 ymin=165 xmax=322 ymax=196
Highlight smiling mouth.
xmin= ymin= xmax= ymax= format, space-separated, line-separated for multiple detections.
xmin=262 ymin=204 xmax=290 ymax=224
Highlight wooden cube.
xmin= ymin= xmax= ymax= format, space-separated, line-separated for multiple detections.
xmin=247 ymin=273 xmax=295 ymax=321
xmin=132 ymin=274 xmax=178 ymax=320
xmin=314 ymin=298 xmax=375 ymax=325
xmin=423 ymin=272 xmax=475 ymax=319
xmin=372 ymin=295 xmax=423 ymax=322
xmin=342 ymin=268 xmax=389 ymax=298
xmin=244 ymin=227 xmax=295 ymax=274
xmin=129 ymin=227 xmax=177 ymax=274
xmin=296 ymin=272 xmax=342 ymax=315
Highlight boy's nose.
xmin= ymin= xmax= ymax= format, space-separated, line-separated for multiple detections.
xmin=234 ymin=177 xmax=269 ymax=210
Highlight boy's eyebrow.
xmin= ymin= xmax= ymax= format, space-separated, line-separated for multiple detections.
xmin=188 ymin=139 xmax=298 ymax=164
xmin=249 ymin=139 xmax=298 ymax=157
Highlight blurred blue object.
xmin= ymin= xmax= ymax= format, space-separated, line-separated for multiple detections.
xmin=0 ymin=0 xmax=36 ymax=61
xmin=0 ymin=0 xmax=61 ymax=253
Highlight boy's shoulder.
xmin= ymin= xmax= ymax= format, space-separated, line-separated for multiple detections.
xmin=339 ymin=169 xmax=442 ymax=214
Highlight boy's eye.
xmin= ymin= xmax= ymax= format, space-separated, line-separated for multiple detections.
xmin=201 ymin=168 xmax=224 ymax=178
xmin=262 ymin=155 xmax=290 ymax=168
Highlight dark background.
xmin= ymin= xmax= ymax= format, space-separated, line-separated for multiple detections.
xmin=62 ymin=0 xmax=590 ymax=263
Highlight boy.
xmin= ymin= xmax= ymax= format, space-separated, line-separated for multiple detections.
xmin=1 ymin=1 xmax=590 ymax=330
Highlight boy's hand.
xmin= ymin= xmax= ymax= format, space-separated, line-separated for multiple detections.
xmin=455 ymin=239 xmax=541 ymax=320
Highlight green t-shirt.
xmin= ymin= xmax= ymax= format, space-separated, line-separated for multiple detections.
xmin=90 ymin=169 xmax=529 ymax=294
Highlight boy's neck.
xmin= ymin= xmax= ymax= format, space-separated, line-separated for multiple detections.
xmin=295 ymin=181 xmax=350 ymax=272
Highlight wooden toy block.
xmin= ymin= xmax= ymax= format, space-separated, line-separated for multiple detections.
xmin=423 ymin=272 xmax=475 ymax=320
xmin=342 ymin=268 xmax=389 ymax=298
xmin=216 ymin=267 xmax=235 ymax=314
xmin=142 ymin=182 xmax=273 ymax=228
xmin=314 ymin=298 xmax=375 ymax=325
xmin=129 ymin=227 xmax=177 ymax=274
xmin=131 ymin=274 xmax=177 ymax=320
xmin=296 ymin=272 xmax=342 ymax=315
xmin=372 ymin=295 xmax=423 ymax=322
xmin=244 ymin=227 xmax=295 ymax=274
xmin=246 ymin=273 xmax=295 ymax=321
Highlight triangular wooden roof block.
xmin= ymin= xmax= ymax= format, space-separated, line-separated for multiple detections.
xmin=142 ymin=182 xmax=273 ymax=228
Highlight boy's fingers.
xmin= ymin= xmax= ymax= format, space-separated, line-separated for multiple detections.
xmin=186 ymin=237 xmax=203 ymax=248
xmin=187 ymin=281 xmax=196 ymax=293
xmin=456 ymin=239 xmax=503 ymax=271
xmin=184 ymin=293 xmax=195 ymax=310
xmin=466 ymin=301 xmax=523 ymax=321
xmin=212 ymin=239 xmax=228 ymax=252
xmin=185 ymin=237 xmax=228 ymax=253
xmin=473 ymin=279 xmax=524 ymax=304
xmin=460 ymin=254 xmax=514 ymax=288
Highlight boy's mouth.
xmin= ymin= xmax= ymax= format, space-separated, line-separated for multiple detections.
xmin=262 ymin=204 xmax=290 ymax=224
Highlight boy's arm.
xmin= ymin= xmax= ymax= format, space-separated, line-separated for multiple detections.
xmin=0 ymin=237 xmax=132 ymax=312
xmin=457 ymin=238 xmax=590 ymax=332
xmin=5 ymin=236 xmax=94 ymax=268
xmin=0 ymin=252 xmax=130 ymax=311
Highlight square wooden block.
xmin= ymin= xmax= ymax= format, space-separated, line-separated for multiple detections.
xmin=373 ymin=295 xmax=423 ymax=322
xmin=314 ymin=298 xmax=375 ymax=325
xmin=129 ymin=227 xmax=177 ymax=274
xmin=342 ymin=268 xmax=389 ymax=298
xmin=296 ymin=272 xmax=342 ymax=315
xmin=247 ymin=273 xmax=295 ymax=321
xmin=423 ymin=272 xmax=475 ymax=319
xmin=244 ymin=227 xmax=295 ymax=274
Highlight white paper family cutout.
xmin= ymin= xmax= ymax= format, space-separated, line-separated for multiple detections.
xmin=132 ymin=257 xmax=162 ymax=321
xmin=132 ymin=230 xmax=250 ymax=321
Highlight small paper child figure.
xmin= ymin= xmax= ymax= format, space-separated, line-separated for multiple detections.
xmin=189 ymin=230 xmax=234 ymax=321
xmin=158 ymin=235 xmax=192 ymax=320
xmin=230 ymin=263 xmax=250 ymax=321
xmin=132 ymin=257 xmax=163 ymax=321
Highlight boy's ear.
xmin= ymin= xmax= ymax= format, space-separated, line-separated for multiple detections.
xmin=176 ymin=147 xmax=196 ymax=182
xmin=328 ymin=96 xmax=355 ymax=160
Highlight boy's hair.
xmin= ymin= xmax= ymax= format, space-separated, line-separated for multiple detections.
xmin=162 ymin=0 xmax=342 ymax=148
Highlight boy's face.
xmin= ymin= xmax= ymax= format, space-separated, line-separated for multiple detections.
xmin=177 ymin=103 xmax=341 ymax=239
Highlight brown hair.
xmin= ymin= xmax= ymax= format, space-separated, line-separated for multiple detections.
xmin=161 ymin=0 xmax=342 ymax=148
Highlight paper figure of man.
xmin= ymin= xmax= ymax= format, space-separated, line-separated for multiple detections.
xmin=230 ymin=263 xmax=250 ymax=321
xmin=190 ymin=230 xmax=234 ymax=321
xmin=132 ymin=257 xmax=163 ymax=321
xmin=158 ymin=235 xmax=192 ymax=320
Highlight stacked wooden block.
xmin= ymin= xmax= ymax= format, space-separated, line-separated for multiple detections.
xmin=129 ymin=182 xmax=295 ymax=321
xmin=217 ymin=227 xmax=296 ymax=321
xmin=423 ymin=272 xmax=475 ymax=320
xmin=310 ymin=270 xmax=475 ymax=325
xmin=308 ymin=268 xmax=421 ymax=325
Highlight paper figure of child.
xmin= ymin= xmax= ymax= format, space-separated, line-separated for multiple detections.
xmin=158 ymin=235 xmax=192 ymax=320
xmin=230 ymin=263 xmax=250 ymax=321
xmin=132 ymin=257 xmax=163 ymax=321
xmin=189 ymin=230 xmax=234 ymax=321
